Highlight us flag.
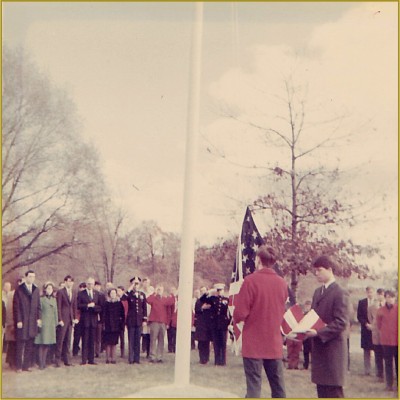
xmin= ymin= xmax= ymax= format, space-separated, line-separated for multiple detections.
xmin=228 ymin=206 xmax=264 ymax=354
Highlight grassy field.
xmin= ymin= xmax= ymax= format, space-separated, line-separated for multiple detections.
xmin=2 ymin=342 xmax=398 ymax=399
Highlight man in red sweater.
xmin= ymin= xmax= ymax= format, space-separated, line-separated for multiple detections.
xmin=146 ymin=285 xmax=175 ymax=363
xmin=233 ymin=246 xmax=288 ymax=398
xmin=376 ymin=290 xmax=398 ymax=391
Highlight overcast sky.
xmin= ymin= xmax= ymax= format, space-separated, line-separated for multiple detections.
xmin=3 ymin=2 xmax=398 ymax=271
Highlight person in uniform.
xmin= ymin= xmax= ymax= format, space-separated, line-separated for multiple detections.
xmin=195 ymin=286 xmax=213 ymax=364
xmin=121 ymin=277 xmax=147 ymax=364
xmin=305 ymin=255 xmax=349 ymax=398
xmin=204 ymin=283 xmax=231 ymax=366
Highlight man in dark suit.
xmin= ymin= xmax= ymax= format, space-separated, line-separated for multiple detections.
xmin=55 ymin=275 xmax=78 ymax=367
xmin=13 ymin=270 xmax=41 ymax=372
xmin=305 ymin=255 xmax=349 ymax=398
xmin=357 ymin=286 xmax=375 ymax=375
xmin=77 ymin=277 xmax=102 ymax=365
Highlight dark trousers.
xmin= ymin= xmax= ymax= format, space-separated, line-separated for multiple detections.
xmin=374 ymin=344 xmax=384 ymax=378
xmin=198 ymin=340 xmax=210 ymax=364
xmin=72 ymin=321 xmax=82 ymax=356
xmin=191 ymin=331 xmax=196 ymax=350
xmin=95 ymin=322 xmax=103 ymax=356
xmin=303 ymin=338 xmax=312 ymax=370
xmin=167 ymin=327 xmax=177 ymax=353
xmin=119 ymin=327 xmax=125 ymax=357
xmin=243 ymin=357 xmax=286 ymax=398
xmin=5 ymin=341 xmax=16 ymax=368
xmin=55 ymin=322 xmax=72 ymax=364
xmin=128 ymin=325 xmax=142 ymax=363
xmin=316 ymin=384 xmax=344 ymax=398
xmin=82 ymin=326 xmax=96 ymax=363
xmin=382 ymin=345 xmax=398 ymax=388
xmin=212 ymin=329 xmax=227 ymax=366
xmin=141 ymin=333 xmax=150 ymax=357
xmin=15 ymin=337 xmax=34 ymax=370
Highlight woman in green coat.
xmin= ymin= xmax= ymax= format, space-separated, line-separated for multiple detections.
xmin=35 ymin=282 xmax=58 ymax=369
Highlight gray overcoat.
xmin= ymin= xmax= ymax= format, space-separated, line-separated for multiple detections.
xmin=311 ymin=282 xmax=349 ymax=387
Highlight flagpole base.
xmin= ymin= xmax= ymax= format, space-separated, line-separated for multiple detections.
xmin=125 ymin=384 xmax=239 ymax=398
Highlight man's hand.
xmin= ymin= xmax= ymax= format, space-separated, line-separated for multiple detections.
xmin=59 ymin=320 xmax=65 ymax=327
xmin=17 ymin=322 xmax=23 ymax=329
xmin=366 ymin=323 xmax=372 ymax=330
xmin=201 ymin=303 xmax=211 ymax=310
xmin=142 ymin=321 xmax=147 ymax=327
xmin=88 ymin=302 xmax=95 ymax=308
xmin=37 ymin=319 xmax=42 ymax=328
xmin=304 ymin=329 xmax=317 ymax=338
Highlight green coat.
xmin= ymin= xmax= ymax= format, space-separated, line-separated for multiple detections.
xmin=34 ymin=296 xmax=58 ymax=345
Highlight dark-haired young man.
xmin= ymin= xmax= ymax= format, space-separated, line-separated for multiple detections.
xmin=55 ymin=275 xmax=78 ymax=367
xmin=305 ymin=255 xmax=349 ymax=398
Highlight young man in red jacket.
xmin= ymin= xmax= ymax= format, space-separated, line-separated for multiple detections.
xmin=376 ymin=290 xmax=398 ymax=392
xmin=233 ymin=246 xmax=288 ymax=398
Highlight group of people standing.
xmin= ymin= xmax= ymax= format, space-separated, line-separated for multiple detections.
xmin=357 ymin=286 xmax=398 ymax=392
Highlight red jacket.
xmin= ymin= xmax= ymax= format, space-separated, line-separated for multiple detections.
xmin=376 ymin=304 xmax=398 ymax=346
xmin=233 ymin=267 xmax=288 ymax=359
xmin=147 ymin=294 xmax=175 ymax=324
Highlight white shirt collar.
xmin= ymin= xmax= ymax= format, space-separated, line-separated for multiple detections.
xmin=324 ymin=277 xmax=335 ymax=289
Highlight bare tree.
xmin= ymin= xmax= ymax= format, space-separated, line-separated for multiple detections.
xmin=2 ymin=46 xmax=106 ymax=276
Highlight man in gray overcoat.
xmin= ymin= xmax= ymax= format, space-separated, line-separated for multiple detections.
xmin=13 ymin=270 xmax=41 ymax=372
xmin=305 ymin=255 xmax=349 ymax=398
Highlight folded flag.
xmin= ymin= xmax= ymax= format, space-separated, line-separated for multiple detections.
xmin=281 ymin=305 xmax=326 ymax=341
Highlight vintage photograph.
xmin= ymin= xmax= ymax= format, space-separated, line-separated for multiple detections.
xmin=2 ymin=2 xmax=398 ymax=398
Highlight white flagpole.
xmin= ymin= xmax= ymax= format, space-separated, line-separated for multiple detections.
xmin=174 ymin=2 xmax=203 ymax=387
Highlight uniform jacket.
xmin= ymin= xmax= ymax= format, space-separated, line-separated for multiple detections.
xmin=233 ymin=267 xmax=288 ymax=359
xmin=357 ymin=297 xmax=373 ymax=349
xmin=194 ymin=297 xmax=213 ymax=341
xmin=34 ymin=296 xmax=58 ymax=345
xmin=146 ymin=293 xmax=175 ymax=324
xmin=202 ymin=294 xmax=231 ymax=331
xmin=56 ymin=287 xmax=77 ymax=325
xmin=376 ymin=304 xmax=398 ymax=346
xmin=13 ymin=283 xmax=41 ymax=340
xmin=311 ymin=282 xmax=349 ymax=387
xmin=121 ymin=290 xmax=147 ymax=327
xmin=77 ymin=289 xmax=102 ymax=328
xmin=103 ymin=300 xmax=125 ymax=333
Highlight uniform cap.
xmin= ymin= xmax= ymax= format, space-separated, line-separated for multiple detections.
xmin=130 ymin=276 xmax=141 ymax=283
xmin=214 ymin=283 xmax=225 ymax=290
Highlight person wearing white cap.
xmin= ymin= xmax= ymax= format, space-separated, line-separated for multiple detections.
xmin=120 ymin=276 xmax=147 ymax=364
xmin=202 ymin=283 xmax=231 ymax=366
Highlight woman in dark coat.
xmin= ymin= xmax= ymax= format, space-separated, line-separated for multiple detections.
xmin=103 ymin=288 xmax=125 ymax=364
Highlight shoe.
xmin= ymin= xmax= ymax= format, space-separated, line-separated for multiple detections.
xmin=95 ymin=354 xmax=99 ymax=358
xmin=22 ymin=368 xmax=32 ymax=372
xmin=55 ymin=362 xmax=61 ymax=368
xmin=106 ymin=360 xmax=110 ymax=364
xmin=111 ymin=361 xmax=116 ymax=364
xmin=157 ymin=359 xmax=163 ymax=363
xmin=88 ymin=362 xmax=97 ymax=365
xmin=80 ymin=362 xmax=87 ymax=365
xmin=64 ymin=363 xmax=74 ymax=366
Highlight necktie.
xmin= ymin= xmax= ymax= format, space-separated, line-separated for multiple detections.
xmin=321 ymin=286 xmax=325 ymax=295
xmin=89 ymin=290 xmax=93 ymax=300
xmin=68 ymin=289 xmax=72 ymax=301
